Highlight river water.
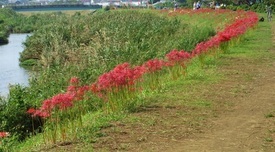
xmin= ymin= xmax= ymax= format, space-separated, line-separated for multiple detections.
xmin=0 ymin=34 xmax=30 ymax=97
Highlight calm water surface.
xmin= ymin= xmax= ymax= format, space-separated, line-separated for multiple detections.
xmin=0 ymin=34 xmax=30 ymax=96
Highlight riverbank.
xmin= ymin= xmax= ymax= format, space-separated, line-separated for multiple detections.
xmin=5 ymin=10 xmax=261 ymax=151
xmin=0 ymin=9 xmax=265 ymax=151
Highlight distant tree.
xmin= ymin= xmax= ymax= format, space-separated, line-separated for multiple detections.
xmin=148 ymin=0 xmax=160 ymax=4
xmin=236 ymin=0 xmax=274 ymax=5
xmin=186 ymin=0 xmax=194 ymax=7
xmin=178 ymin=0 xmax=187 ymax=3
xmin=265 ymin=0 xmax=275 ymax=5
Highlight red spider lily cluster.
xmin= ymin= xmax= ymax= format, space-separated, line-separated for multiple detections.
xmin=94 ymin=63 xmax=146 ymax=92
xmin=92 ymin=60 xmax=168 ymax=95
xmin=27 ymin=77 xmax=90 ymax=118
xmin=142 ymin=59 xmax=167 ymax=73
xmin=0 ymin=132 xmax=9 ymax=138
xmin=192 ymin=11 xmax=258 ymax=56
xmin=166 ymin=49 xmax=191 ymax=66
xmin=27 ymin=10 xmax=259 ymax=119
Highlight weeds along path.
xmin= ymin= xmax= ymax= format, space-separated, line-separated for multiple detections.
xmin=90 ymin=20 xmax=275 ymax=151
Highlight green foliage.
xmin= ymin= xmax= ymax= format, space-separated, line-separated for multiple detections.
xmin=0 ymin=32 xmax=8 ymax=45
xmin=20 ymin=10 xmax=181 ymax=68
xmin=0 ymin=8 xmax=24 ymax=43
xmin=19 ymin=59 xmax=37 ymax=67
xmin=227 ymin=3 xmax=274 ymax=13
xmin=0 ymin=134 xmax=20 ymax=152
xmin=177 ymin=25 xmax=216 ymax=51
xmin=0 ymin=8 xmax=68 ymax=45
xmin=0 ymin=85 xmax=39 ymax=141
xmin=148 ymin=0 xmax=161 ymax=4
xmin=20 ymin=10 xmax=215 ymax=83
xmin=103 ymin=5 xmax=111 ymax=11
xmin=251 ymin=3 xmax=268 ymax=12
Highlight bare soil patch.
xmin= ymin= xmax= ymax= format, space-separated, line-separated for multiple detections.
xmin=90 ymin=21 xmax=275 ymax=152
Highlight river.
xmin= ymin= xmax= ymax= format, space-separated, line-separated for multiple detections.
xmin=0 ymin=34 xmax=30 ymax=97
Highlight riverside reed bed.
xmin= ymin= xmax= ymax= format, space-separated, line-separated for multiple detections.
xmin=0 ymin=9 xmax=258 ymax=151
xmin=0 ymin=8 xmax=18 ymax=45
xmin=0 ymin=8 xmax=60 ymax=45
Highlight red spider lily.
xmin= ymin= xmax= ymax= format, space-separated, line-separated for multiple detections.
xmin=27 ymin=108 xmax=42 ymax=118
xmin=132 ymin=65 xmax=146 ymax=80
xmin=218 ymin=32 xmax=232 ymax=42
xmin=142 ymin=59 xmax=166 ymax=73
xmin=27 ymin=108 xmax=36 ymax=115
xmin=27 ymin=93 xmax=75 ymax=118
xmin=40 ymin=99 xmax=54 ymax=112
xmin=192 ymin=42 xmax=208 ymax=56
xmin=67 ymin=85 xmax=77 ymax=93
xmin=74 ymin=85 xmax=90 ymax=100
xmin=27 ymin=108 xmax=50 ymax=118
xmin=96 ymin=63 xmax=146 ymax=92
xmin=51 ymin=93 xmax=74 ymax=110
xmin=98 ymin=72 xmax=113 ymax=90
xmin=90 ymin=83 xmax=99 ymax=94
xmin=0 ymin=132 xmax=9 ymax=138
xmin=206 ymin=36 xmax=221 ymax=48
xmin=69 ymin=77 xmax=79 ymax=85
xmin=67 ymin=77 xmax=82 ymax=94
xmin=111 ymin=63 xmax=133 ymax=86
xmin=34 ymin=110 xmax=50 ymax=118
xmin=166 ymin=49 xmax=191 ymax=65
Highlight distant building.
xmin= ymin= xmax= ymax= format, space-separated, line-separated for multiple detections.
xmin=8 ymin=0 xmax=18 ymax=3
xmin=8 ymin=0 xmax=28 ymax=4
xmin=94 ymin=0 xmax=147 ymax=6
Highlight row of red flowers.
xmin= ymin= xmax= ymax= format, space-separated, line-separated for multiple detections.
xmin=26 ymin=10 xmax=258 ymax=119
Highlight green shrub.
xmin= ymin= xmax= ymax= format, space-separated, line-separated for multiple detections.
xmin=0 ymin=85 xmax=41 ymax=141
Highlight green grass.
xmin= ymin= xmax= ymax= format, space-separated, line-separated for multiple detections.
xmin=14 ymin=110 xmax=126 ymax=151
xmin=224 ymin=21 xmax=273 ymax=58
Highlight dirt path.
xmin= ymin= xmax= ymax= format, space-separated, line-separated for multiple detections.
xmin=92 ymin=21 xmax=275 ymax=152
xmin=169 ymin=20 xmax=275 ymax=152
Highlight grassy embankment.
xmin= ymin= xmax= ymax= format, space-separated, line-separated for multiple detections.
xmin=0 ymin=9 xmax=261 ymax=151
xmin=0 ymin=8 xmax=228 ymax=149
xmin=44 ymin=13 xmax=275 ymax=152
